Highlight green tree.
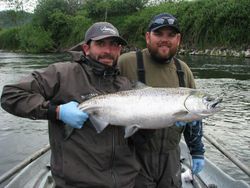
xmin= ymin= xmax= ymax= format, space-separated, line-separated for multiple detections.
xmin=32 ymin=0 xmax=87 ymax=49
xmin=33 ymin=0 xmax=83 ymax=28
xmin=0 ymin=27 xmax=20 ymax=49
xmin=2 ymin=0 xmax=28 ymax=26
xmin=65 ymin=14 xmax=92 ymax=47
xmin=47 ymin=10 xmax=72 ymax=49
xmin=1 ymin=0 xmax=249 ymax=52
xmin=18 ymin=24 xmax=54 ymax=53
xmin=1 ymin=0 xmax=32 ymax=27
xmin=33 ymin=0 xmax=70 ymax=29
xmin=84 ymin=0 xmax=148 ymax=21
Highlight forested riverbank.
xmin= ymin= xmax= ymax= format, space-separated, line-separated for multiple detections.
xmin=0 ymin=0 xmax=249 ymax=57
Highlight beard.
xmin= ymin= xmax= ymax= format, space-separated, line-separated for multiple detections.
xmin=147 ymin=43 xmax=178 ymax=64
xmin=88 ymin=52 xmax=117 ymax=66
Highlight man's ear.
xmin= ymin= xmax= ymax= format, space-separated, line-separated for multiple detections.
xmin=82 ymin=43 xmax=89 ymax=56
xmin=145 ymin=32 xmax=150 ymax=45
xmin=118 ymin=44 xmax=122 ymax=52
xmin=177 ymin=33 xmax=181 ymax=46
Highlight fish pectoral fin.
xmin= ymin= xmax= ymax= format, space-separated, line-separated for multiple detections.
xmin=173 ymin=110 xmax=189 ymax=118
xmin=124 ymin=125 xmax=140 ymax=138
xmin=89 ymin=116 xmax=109 ymax=133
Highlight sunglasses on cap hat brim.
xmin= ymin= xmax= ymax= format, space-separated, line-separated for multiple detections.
xmin=149 ymin=17 xmax=180 ymax=33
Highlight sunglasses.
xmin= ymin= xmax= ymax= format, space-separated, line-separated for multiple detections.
xmin=149 ymin=17 xmax=179 ymax=31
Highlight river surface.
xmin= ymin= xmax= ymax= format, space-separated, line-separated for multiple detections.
xmin=0 ymin=51 xmax=249 ymax=185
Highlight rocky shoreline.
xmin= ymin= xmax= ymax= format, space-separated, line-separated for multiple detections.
xmin=123 ymin=47 xmax=250 ymax=58
xmin=178 ymin=48 xmax=250 ymax=58
xmin=2 ymin=48 xmax=250 ymax=58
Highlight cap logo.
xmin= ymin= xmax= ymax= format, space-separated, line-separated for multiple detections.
xmin=167 ymin=18 xmax=175 ymax=25
xmin=101 ymin=26 xmax=117 ymax=35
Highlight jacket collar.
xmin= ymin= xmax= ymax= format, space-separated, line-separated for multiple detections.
xmin=80 ymin=55 xmax=120 ymax=78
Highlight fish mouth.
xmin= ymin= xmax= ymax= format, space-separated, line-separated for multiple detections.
xmin=208 ymin=97 xmax=224 ymax=112
xmin=210 ymin=97 xmax=223 ymax=108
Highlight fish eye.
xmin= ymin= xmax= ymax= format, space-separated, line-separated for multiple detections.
xmin=204 ymin=95 xmax=214 ymax=102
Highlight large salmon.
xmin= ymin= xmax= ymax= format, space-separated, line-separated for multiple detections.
xmin=79 ymin=86 xmax=223 ymax=138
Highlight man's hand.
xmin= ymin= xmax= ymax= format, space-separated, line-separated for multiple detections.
xmin=192 ymin=158 xmax=205 ymax=174
xmin=58 ymin=101 xmax=88 ymax=129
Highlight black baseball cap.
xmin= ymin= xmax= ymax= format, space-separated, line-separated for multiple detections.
xmin=69 ymin=22 xmax=127 ymax=51
xmin=147 ymin=13 xmax=180 ymax=33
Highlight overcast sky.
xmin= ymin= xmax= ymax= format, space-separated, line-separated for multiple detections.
xmin=0 ymin=0 xmax=189 ymax=13
xmin=0 ymin=0 xmax=37 ymax=13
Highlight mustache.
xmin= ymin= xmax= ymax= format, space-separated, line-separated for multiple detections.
xmin=98 ymin=54 xmax=114 ymax=60
xmin=158 ymin=41 xmax=171 ymax=47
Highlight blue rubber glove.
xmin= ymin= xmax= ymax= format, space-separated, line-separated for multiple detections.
xmin=175 ymin=121 xmax=200 ymax=127
xmin=59 ymin=101 xmax=88 ymax=129
xmin=175 ymin=121 xmax=187 ymax=127
xmin=192 ymin=158 xmax=205 ymax=174
xmin=189 ymin=121 xmax=200 ymax=126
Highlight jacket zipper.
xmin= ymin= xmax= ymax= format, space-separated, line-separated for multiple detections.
xmin=159 ymin=129 xmax=166 ymax=154
xmin=110 ymin=127 xmax=117 ymax=188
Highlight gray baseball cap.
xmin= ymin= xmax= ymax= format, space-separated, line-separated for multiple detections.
xmin=69 ymin=22 xmax=127 ymax=51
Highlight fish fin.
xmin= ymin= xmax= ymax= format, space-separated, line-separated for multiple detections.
xmin=173 ymin=111 xmax=189 ymax=118
xmin=132 ymin=81 xmax=151 ymax=90
xmin=89 ymin=116 xmax=109 ymax=133
xmin=124 ymin=125 xmax=140 ymax=138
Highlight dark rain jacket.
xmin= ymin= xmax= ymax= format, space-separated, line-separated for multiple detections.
xmin=1 ymin=53 xmax=140 ymax=188
xmin=118 ymin=48 xmax=205 ymax=156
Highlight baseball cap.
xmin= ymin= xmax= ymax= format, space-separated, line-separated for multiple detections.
xmin=84 ymin=22 xmax=127 ymax=45
xmin=69 ymin=22 xmax=127 ymax=51
xmin=147 ymin=13 xmax=180 ymax=33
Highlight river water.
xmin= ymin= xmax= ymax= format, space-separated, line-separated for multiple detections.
xmin=0 ymin=51 xmax=249 ymax=185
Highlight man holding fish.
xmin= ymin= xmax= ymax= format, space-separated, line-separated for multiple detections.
xmin=118 ymin=13 xmax=207 ymax=188
xmin=1 ymin=22 xmax=142 ymax=188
